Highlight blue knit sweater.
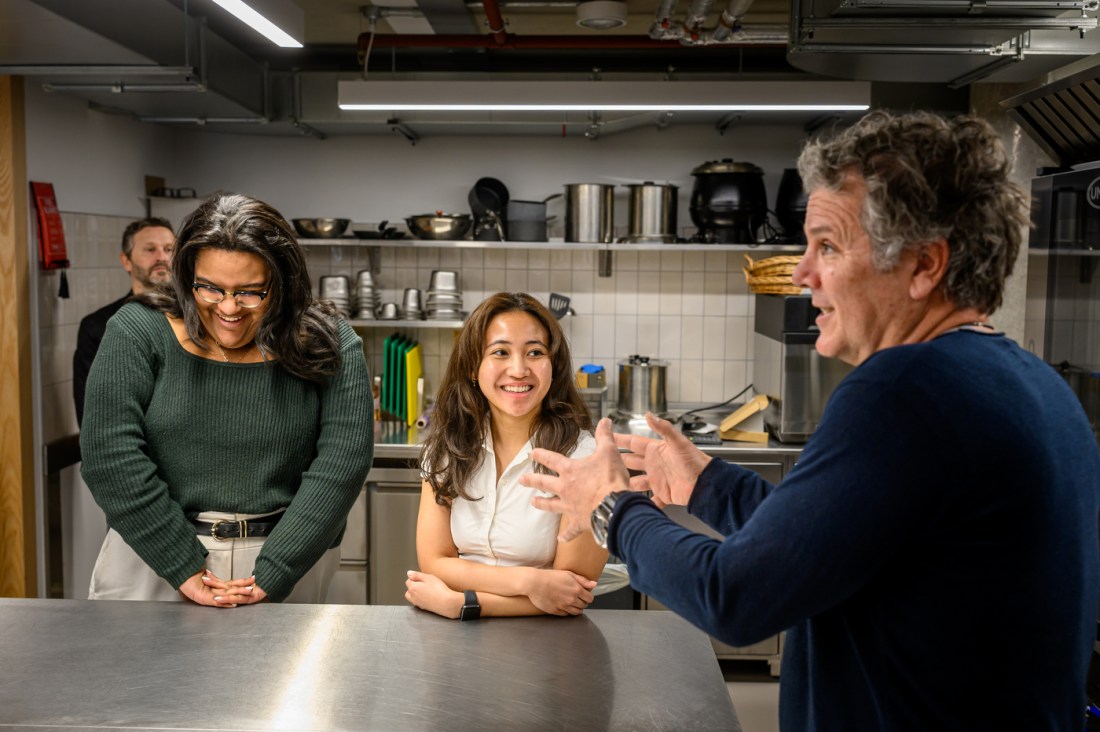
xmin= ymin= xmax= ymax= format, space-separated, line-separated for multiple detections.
xmin=610 ymin=331 xmax=1100 ymax=731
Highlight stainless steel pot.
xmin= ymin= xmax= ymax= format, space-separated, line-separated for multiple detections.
xmin=616 ymin=355 xmax=670 ymax=417
xmin=564 ymin=183 xmax=614 ymax=243
xmin=623 ymin=182 xmax=678 ymax=243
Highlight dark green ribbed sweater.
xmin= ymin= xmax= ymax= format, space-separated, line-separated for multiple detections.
xmin=80 ymin=302 xmax=374 ymax=602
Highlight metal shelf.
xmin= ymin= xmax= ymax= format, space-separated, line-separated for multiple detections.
xmin=299 ymin=238 xmax=805 ymax=253
xmin=347 ymin=318 xmax=464 ymax=329
xmin=1028 ymin=248 xmax=1100 ymax=257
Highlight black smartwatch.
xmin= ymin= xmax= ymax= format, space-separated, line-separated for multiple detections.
xmin=459 ymin=589 xmax=481 ymax=621
xmin=590 ymin=491 xmax=628 ymax=550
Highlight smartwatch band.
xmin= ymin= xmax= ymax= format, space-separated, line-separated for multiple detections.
xmin=459 ymin=589 xmax=481 ymax=621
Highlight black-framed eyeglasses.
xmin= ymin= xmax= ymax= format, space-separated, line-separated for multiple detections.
xmin=192 ymin=282 xmax=269 ymax=309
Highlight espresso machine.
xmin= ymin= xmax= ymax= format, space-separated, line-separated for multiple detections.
xmin=753 ymin=294 xmax=852 ymax=442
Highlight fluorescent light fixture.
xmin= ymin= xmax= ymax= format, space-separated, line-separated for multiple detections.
xmin=211 ymin=0 xmax=304 ymax=48
xmin=338 ymin=80 xmax=871 ymax=112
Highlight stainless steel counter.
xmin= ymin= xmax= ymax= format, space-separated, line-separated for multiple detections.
xmin=371 ymin=407 xmax=804 ymax=461
xmin=0 ymin=599 xmax=740 ymax=731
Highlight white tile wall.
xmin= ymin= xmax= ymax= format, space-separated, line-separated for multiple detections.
xmin=310 ymin=244 xmax=760 ymax=409
xmin=38 ymin=212 xmax=126 ymax=599
xmin=40 ymin=213 xmax=132 ymax=442
xmin=45 ymin=223 xmax=766 ymax=433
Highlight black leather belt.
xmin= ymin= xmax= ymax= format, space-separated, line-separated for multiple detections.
xmin=191 ymin=515 xmax=282 ymax=541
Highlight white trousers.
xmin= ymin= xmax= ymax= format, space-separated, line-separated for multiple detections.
xmin=89 ymin=509 xmax=340 ymax=604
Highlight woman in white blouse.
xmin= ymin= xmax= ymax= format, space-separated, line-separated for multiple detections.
xmin=406 ymin=292 xmax=608 ymax=619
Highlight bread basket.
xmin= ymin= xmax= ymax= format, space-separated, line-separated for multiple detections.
xmin=743 ymin=254 xmax=804 ymax=295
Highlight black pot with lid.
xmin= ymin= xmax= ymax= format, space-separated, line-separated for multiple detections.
xmin=689 ymin=159 xmax=768 ymax=244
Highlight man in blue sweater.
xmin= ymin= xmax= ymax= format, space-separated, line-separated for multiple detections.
xmin=523 ymin=111 xmax=1100 ymax=730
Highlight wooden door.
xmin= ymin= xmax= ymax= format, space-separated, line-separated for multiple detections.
xmin=0 ymin=75 xmax=36 ymax=598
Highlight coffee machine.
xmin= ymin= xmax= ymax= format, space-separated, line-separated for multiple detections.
xmin=753 ymin=294 xmax=852 ymax=442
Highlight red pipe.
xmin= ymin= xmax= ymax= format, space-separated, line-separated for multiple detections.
xmin=481 ymin=0 xmax=509 ymax=45
xmin=358 ymin=33 xmax=782 ymax=50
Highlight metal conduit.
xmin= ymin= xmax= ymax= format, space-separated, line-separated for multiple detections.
xmin=357 ymin=30 xmax=786 ymax=50
xmin=482 ymin=0 xmax=510 ymax=44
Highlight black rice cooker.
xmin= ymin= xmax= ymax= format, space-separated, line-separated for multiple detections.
xmin=689 ymin=159 xmax=768 ymax=244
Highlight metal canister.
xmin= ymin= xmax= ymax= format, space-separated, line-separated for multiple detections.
xmin=623 ymin=182 xmax=678 ymax=243
xmin=616 ymin=355 xmax=669 ymax=417
xmin=564 ymin=183 xmax=615 ymax=243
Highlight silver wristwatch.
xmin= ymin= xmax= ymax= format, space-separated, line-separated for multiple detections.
xmin=590 ymin=492 xmax=627 ymax=550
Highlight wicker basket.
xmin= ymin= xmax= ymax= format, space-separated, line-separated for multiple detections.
xmin=743 ymin=254 xmax=804 ymax=294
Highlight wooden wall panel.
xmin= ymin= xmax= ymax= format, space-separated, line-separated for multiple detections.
xmin=0 ymin=75 xmax=35 ymax=598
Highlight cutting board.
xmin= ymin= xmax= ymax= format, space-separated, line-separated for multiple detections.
xmin=719 ymin=394 xmax=769 ymax=444
xmin=405 ymin=344 xmax=422 ymax=427
xmin=382 ymin=335 xmax=395 ymax=415
xmin=397 ymin=338 xmax=409 ymax=421
xmin=383 ymin=333 xmax=408 ymax=417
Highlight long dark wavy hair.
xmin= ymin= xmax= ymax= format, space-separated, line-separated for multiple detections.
xmin=422 ymin=292 xmax=592 ymax=506
xmin=139 ymin=193 xmax=341 ymax=382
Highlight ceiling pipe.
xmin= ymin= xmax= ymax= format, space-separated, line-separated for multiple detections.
xmin=136 ymin=116 xmax=267 ymax=123
xmin=704 ymin=0 xmax=754 ymax=44
xmin=0 ymin=65 xmax=197 ymax=77
xmin=42 ymin=82 xmax=206 ymax=93
xmin=649 ymin=0 xmax=680 ymax=38
xmin=682 ymin=0 xmax=716 ymax=41
xmin=482 ymin=0 xmax=509 ymax=44
xmin=356 ymin=31 xmax=785 ymax=50
xmin=648 ymin=0 xmax=768 ymax=46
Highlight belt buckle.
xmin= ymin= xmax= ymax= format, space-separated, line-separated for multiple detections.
xmin=210 ymin=519 xmax=248 ymax=541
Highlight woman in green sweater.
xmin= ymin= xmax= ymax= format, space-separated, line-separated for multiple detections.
xmin=81 ymin=193 xmax=374 ymax=606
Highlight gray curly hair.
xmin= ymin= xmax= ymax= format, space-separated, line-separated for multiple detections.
xmin=797 ymin=110 xmax=1030 ymax=314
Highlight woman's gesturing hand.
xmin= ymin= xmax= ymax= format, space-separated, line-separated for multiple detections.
xmin=526 ymin=568 xmax=597 ymax=616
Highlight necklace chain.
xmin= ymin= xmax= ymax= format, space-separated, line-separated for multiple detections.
xmin=213 ymin=340 xmax=253 ymax=364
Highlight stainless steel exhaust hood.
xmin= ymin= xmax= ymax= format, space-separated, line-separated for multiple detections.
xmin=1001 ymin=51 xmax=1100 ymax=167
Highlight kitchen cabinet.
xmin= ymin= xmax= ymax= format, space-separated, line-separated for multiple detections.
xmin=643 ymin=459 xmax=787 ymax=676
xmin=366 ymin=464 xmax=423 ymax=605
xmin=325 ymin=463 xmax=422 ymax=606
xmin=325 ymin=486 xmax=368 ymax=604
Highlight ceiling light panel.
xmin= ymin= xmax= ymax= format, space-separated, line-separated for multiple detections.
xmin=210 ymin=0 xmax=304 ymax=48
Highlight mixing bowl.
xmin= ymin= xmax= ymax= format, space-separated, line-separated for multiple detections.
xmin=406 ymin=213 xmax=472 ymax=241
xmin=292 ymin=218 xmax=351 ymax=239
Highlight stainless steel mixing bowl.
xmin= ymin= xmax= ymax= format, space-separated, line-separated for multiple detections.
xmin=406 ymin=214 xmax=472 ymax=241
xmin=292 ymin=218 xmax=351 ymax=238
